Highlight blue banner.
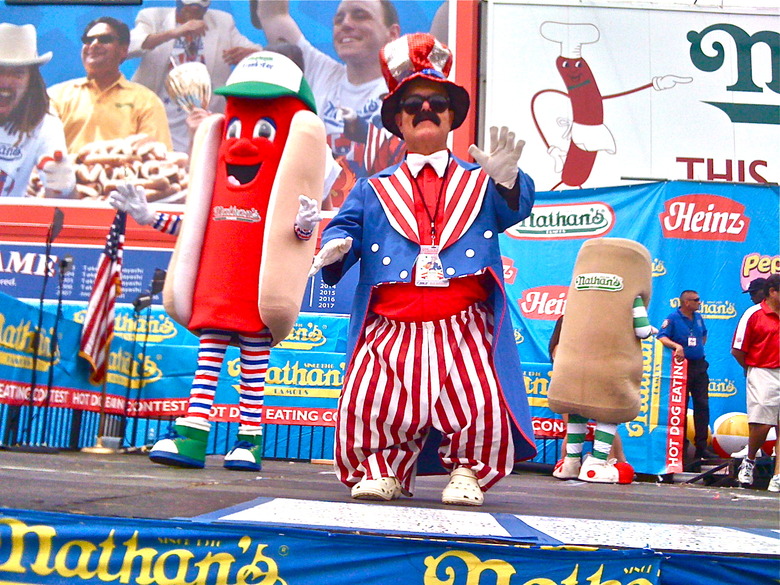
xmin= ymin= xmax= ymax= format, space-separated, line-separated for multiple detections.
xmin=0 ymin=508 xmax=662 ymax=585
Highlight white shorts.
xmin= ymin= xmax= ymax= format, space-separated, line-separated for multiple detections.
xmin=746 ymin=367 xmax=780 ymax=425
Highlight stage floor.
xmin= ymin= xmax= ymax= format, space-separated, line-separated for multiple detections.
xmin=1 ymin=450 xmax=777 ymax=555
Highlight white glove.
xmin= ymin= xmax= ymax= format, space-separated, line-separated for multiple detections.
xmin=38 ymin=152 xmax=76 ymax=197
xmin=652 ymin=75 xmax=692 ymax=91
xmin=308 ymin=237 xmax=353 ymax=278
xmin=295 ymin=195 xmax=321 ymax=233
xmin=467 ymin=126 xmax=526 ymax=189
xmin=108 ymin=182 xmax=155 ymax=225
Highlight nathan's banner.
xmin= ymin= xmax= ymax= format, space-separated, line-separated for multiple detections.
xmin=0 ymin=509 xmax=662 ymax=585
xmin=501 ymin=181 xmax=778 ymax=473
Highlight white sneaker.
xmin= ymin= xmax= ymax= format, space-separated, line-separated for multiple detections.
xmin=553 ymin=457 xmax=581 ymax=480
xmin=351 ymin=477 xmax=402 ymax=501
xmin=737 ymin=459 xmax=755 ymax=486
xmin=768 ymin=474 xmax=780 ymax=493
xmin=441 ymin=467 xmax=484 ymax=506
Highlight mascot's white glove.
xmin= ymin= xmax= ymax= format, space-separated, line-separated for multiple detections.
xmin=467 ymin=126 xmax=526 ymax=189
xmin=547 ymin=145 xmax=566 ymax=173
xmin=295 ymin=195 xmax=321 ymax=233
xmin=308 ymin=237 xmax=353 ymax=278
xmin=652 ymin=75 xmax=692 ymax=91
xmin=108 ymin=182 xmax=156 ymax=225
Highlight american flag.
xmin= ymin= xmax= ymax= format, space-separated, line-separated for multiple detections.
xmin=79 ymin=211 xmax=126 ymax=385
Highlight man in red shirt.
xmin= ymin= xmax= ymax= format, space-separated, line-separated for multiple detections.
xmin=731 ymin=273 xmax=780 ymax=492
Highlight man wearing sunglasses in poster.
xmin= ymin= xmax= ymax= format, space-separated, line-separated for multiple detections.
xmin=309 ymin=33 xmax=537 ymax=506
xmin=49 ymin=17 xmax=171 ymax=154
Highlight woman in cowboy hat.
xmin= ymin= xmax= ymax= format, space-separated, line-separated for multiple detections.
xmin=0 ymin=23 xmax=74 ymax=198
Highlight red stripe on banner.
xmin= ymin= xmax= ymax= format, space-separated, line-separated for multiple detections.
xmin=666 ymin=357 xmax=688 ymax=473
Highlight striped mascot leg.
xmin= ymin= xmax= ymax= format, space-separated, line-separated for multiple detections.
xmin=224 ymin=329 xmax=272 ymax=471
xmin=149 ymin=329 xmax=232 ymax=469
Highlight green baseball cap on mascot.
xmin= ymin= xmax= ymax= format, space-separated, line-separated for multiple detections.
xmin=215 ymin=51 xmax=317 ymax=114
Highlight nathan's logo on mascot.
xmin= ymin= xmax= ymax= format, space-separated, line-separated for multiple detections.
xmin=574 ymin=272 xmax=623 ymax=292
xmin=519 ymin=285 xmax=568 ymax=320
xmin=277 ymin=322 xmax=328 ymax=350
xmin=659 ymin=194 xmax=749 ymax=242
xmin=505 ymin=202 xmax=614 ymax=240
xmin=212 ymin=205 xmax=262 ymax=223
xmin=670 ymin=297 xmax=737 ymax=319
xmin=0 ymin=143 xmax=22 ymax=161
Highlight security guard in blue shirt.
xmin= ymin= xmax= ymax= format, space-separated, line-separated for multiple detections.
xmin=657 ymin=289 xmax=717 ymax=460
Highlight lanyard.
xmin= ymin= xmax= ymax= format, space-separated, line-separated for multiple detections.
xmin=410 ymin=156 xmax=451 ymax=246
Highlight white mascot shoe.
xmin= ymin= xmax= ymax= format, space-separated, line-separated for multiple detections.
xmin=351 ymin=477 xmax=402 ymax=501
xmin=553 ymin=456 xmax=582 ymax=480
xmin=441 ymin=467 xmax=484 ymax=506
xmin=578 ymin=455 xmax=635 ymax=484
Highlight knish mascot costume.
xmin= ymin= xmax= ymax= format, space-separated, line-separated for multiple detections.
xmin=110 ymin=52 xmax=326 ymax=471
xmin=548 ymin=238 xmax=654 ymax=483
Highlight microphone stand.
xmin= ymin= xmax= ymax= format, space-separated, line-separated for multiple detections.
xmin=120 ymin=294 xmax=146 ymax=450
xmin=12 ymin=209 xmax=63 ymax=450
xmin=38 ymin=255 xmax=73 ymax=451
xmin=126 ymin=268 xmax=166 ymax=453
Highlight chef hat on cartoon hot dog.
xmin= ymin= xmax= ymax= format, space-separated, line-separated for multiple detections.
xmin=540 ymin=22 xmax=599 ymax=59
xmin=215 ymin=51 xmax=317 ymax=114
xmin=379 ymin=33 xmax=470 ymax=138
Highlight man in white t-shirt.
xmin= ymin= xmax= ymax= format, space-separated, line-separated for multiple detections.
xmin=255 ymin=0 xmax=401 ymax=204
xmin=0 ymin=23 xmax=73 ymax=198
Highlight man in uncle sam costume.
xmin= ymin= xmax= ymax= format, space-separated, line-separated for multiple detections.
xmin=110 ymin=51 xmax=326 ymax=472
xmin=548 ymin=238 xmax=654 ymax=484
xmin=309 ymin=33 xmax=537 ymax=506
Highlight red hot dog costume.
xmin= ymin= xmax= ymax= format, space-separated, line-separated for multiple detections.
xmin=146 ymin=52 xmax=326 ymax=471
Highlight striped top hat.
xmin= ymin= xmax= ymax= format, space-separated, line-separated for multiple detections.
xmin=380 ymin=33 xmax=469 ymax=138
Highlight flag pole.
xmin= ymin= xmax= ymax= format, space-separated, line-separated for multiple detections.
xmin=82 ymin=379 xmax=115 ymax=454
xmin=80 ymin=210 xmax=126 ymax=454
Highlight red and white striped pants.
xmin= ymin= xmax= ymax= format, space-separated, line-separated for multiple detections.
xmin=335 ymin=302 xmax=514 ymax=494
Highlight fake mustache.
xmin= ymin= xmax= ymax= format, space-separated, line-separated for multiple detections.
xmin=412 ymin=111 xmax=441 ymax=127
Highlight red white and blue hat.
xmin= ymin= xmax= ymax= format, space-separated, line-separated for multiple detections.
xmin=380 ymin=33 xmax=469 ymax=138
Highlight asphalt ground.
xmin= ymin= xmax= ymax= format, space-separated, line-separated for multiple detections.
xmin=0 ymin=449 xmax=777 ymax=531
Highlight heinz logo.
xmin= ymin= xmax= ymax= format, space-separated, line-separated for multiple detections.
xmin=660 ymin=194 xmax=749 ymax=241
xmin=505 ymin=202 xmax=614 ymax=240
xmin=519 ymin=285 xmax=568 ymax=320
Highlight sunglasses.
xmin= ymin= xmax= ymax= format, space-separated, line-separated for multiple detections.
xmin=81 ymin=34 xmax=118 ymax=45
xmin=399 ymin=94 xmax=451 ymax=115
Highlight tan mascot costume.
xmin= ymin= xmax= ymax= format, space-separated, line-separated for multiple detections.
xmin=109 ymin=52 xmax=326 ymax=471
xmin=548 ymin=237 xmax=654 ymax=483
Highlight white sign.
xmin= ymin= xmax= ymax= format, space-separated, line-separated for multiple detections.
xmin=482 ymin=1 xmax=779 ymax=190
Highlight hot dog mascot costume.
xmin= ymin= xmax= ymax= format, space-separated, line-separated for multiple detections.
xmin=548 ymin=238 xmax=654 ymax=483
xmin=308 ymin=33 xmax=537 ymax=506
xmin=110 ymin=52 xmax=326 ymax=471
